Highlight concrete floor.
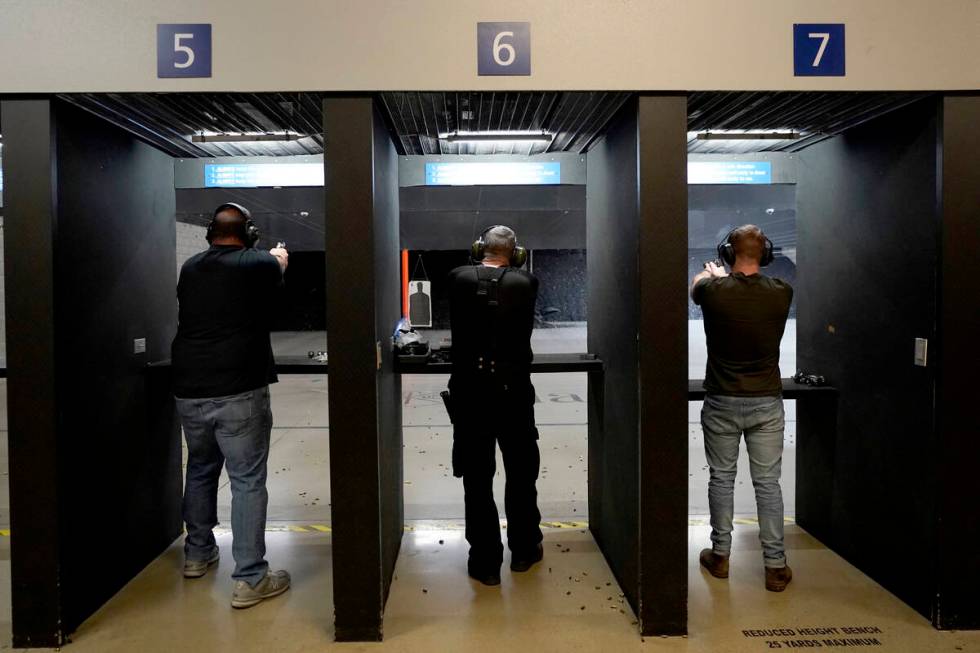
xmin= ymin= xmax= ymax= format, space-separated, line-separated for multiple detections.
xmin=0 ymin=322 xmax=973 ymax=651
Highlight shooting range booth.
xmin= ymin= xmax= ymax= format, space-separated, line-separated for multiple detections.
xmin=0 ymin=93 xmax=329 ymax=647
xmin=323 ymin=92 xmax=690 ymax=640
xmin=684 ymin=91 xmax=980 ymax=630
xmin=1 ymin=97 xmax=183 ymax=647
xmin=791 ymin=93 xmax=980 ymax=630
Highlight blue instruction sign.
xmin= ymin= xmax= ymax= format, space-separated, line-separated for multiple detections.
xmin=794 ymin=24 xmax=845 ymax=76
xmin=157 ymin=24 xmax=212 ymax=78
xmin=477 ymin=22 xmax=530 ymax=76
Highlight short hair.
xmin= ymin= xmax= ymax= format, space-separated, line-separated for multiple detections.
xmin=730 ymin=224 xmax=766 ymax=262
xmin=484 ymin=226 xmax=517 ymax=257
xmin=210 ymin=207 xmax=248 ymax=241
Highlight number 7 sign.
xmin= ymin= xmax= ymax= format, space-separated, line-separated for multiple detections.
xmin=793 ymin=23 xmax=845 ymax=77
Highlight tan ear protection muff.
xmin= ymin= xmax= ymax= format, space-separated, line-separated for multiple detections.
xmin=717 ymin=228 xmax=774 ymax=267
xmin=207 ymin=202 xmax=260 ymax=248
xmin=471 ymin=225 xmax=528 ymax=268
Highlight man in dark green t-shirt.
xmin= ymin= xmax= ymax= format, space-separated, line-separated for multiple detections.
xmin=691 ymin=224 xmax=794 ymax=592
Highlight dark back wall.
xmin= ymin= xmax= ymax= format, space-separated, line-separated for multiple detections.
xmin=2 ymin=98 xmax=181 ymax=644
xmin=399 ymin=185 xmax=585 ymax=250
xmin=175 ymin=184 xmax=584 ymax=252
xmin=797 ymin=98 xmax=939 ymax=621
xmin=407 ymin=249 xmax=586 ymax=329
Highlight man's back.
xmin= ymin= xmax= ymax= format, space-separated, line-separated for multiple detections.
xmin=694 ymin=272 xmax=792 ymax=396
xmin=172 ymin=245 xmax=282 ymax=398
xmin=448 ymin=265 xmax=537 ymax=376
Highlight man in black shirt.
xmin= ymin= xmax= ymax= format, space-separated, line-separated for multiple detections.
xmin=691 ymin=224 xmax=794 ymax=592
xmin=448 ymin=225 xmax=542 ymax=586
xmin=172 ymin=203 xmax=292 ymax=608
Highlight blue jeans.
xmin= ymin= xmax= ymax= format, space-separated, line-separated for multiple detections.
xmin=701 ymin=394 xmax=787 ymax=568
xmin=176 ymin=386 xmax=273 ymax=587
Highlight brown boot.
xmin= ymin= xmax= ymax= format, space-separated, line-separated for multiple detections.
xmin=699 ymin=548 xmax=729 ymax=579
xmin=765 ymin=565 xmax=793 ymax=592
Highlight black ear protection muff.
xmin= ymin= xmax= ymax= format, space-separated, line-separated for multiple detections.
xmin=206 ymin=202 xmax=260 ymax=248
xmin=717 ymin=228 xmax=774 ymax=267
xmin=471 ymin=225 xmax=528 ymax=268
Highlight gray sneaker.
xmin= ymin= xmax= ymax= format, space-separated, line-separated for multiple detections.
xmin=183 ymin=549 xmax=220 ymax=579
xmin=231 ymin=570 xmax=291 ymax=609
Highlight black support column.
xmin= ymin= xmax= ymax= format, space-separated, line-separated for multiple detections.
xmin=1 ymin=98 xmax=181 ymax=647
xmin=587 ymin=94 xmax=688 ymax=636
xmin=936 ymin=94 xmax=980 ymax=630
xmin=324 ymin=96 xmax=403 ymax=641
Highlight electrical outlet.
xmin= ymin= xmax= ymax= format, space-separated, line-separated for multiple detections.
xmin=134 ymin=338 xmax=146 ymax=354
xmin=914 ymin=338 xmax=928 ymax=367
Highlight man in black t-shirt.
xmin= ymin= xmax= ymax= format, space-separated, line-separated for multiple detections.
xmin=448 ymin=225 xmax=542 ymax=586
xmin=691 ymin=224 xmax=794 ymax=592
xmin=172 ymin=203 xmax=292 ymax=608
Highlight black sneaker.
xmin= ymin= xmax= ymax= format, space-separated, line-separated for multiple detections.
xmin=468 ymin=563 xmax=501 ymax=586
xmin=510 ymin=543 xmax=544 ymax=572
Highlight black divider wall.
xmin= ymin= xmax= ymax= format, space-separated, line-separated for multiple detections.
xmin=586 ymin=95 xmax=688 ymax=636
xmin=2 ymin=100 xmax=64 ymax=648
xmin=587 ymin=96 xmax=641 ymax=614
xmin=324 ymin=96 xmax=403 ymax=641
xmin=2 ymin=98 xmax=181 ymax=645
xmin=936 ymin=95 xmax=980 ymax=629
xmin=373 ymin=100 xmax=405 ymax=606
xmin=636 ymin=95 xmax=689 ymax=635
xmin=797 ymin=98 xmax=940 ymax=620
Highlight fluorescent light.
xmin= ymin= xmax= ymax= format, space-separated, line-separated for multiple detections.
xmin=440 ymin=131 xmax=553 ymax=144
xmin=696 ymin=131 xmax=800 ymax=141
xmin=191 ymin=131 xmax=307 ymax=143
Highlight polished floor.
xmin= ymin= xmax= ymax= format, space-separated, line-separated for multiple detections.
xmin=0 ymin=324 xmax=975 ymax=650
xmin=1 ymin=524 xmax=975 ymax=652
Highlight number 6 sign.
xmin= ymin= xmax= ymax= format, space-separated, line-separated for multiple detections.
xmin=157 ymin=24 xmax=212 ymax=78
xmin=478 ymin=22 xmax=530 ymax=76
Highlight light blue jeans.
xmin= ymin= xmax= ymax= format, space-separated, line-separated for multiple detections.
xmin=701 ymin=394 xmax=787 ymax=568
xmin=176 ymin=386 xmax=273 ymax=587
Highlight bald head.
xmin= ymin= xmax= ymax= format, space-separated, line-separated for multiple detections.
xmin=209 ymin=206 xmax=249 ymax=244
xmin=730 ymin=224 xmax=767 ymax=264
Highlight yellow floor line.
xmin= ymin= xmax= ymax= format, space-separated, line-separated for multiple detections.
xmin=0 ymin=517 xmax=797 ymax=538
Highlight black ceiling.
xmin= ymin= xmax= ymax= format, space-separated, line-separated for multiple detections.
xmin=379 ymin=92 xmax=631 ymax=155
xmin=687 ymin=91 xmax=930 ymax=154
xmin=51 ymin=90 xmax=931 ymax=159
xmin=59 ymin=93 xmax=324 ymax=158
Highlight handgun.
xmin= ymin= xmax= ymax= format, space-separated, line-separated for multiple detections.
xmin=440 ymin=390 xmax=454 ymax=424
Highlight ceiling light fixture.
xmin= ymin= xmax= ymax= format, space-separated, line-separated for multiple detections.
xmin=190 ymin=131 xmax=307 ymax=143
xmin=696 ymin=131 xmax=800 ymax=141
xmin=441 ymin=131 xmax=553 ymax=144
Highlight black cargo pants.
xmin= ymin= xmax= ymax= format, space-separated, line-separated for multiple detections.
xmin=449 ymin=373 xmax=543 ymax=571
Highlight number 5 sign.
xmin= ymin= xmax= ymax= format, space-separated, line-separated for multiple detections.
xmin=793 ymin=23 xmax=845 ymax=76
xmin=477 ymin=22 xmax=530 ymax=76
xmin=157 ymin=24 xmax=212 ymax=78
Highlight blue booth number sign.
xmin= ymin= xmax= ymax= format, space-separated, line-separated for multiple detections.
xmin=157 ymin=24 xmax=212 ymax=78
xmin=793 ymin=23 xmax=845 ymax=77
xmin=477 ymin=22 xmax=530 ymax=76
